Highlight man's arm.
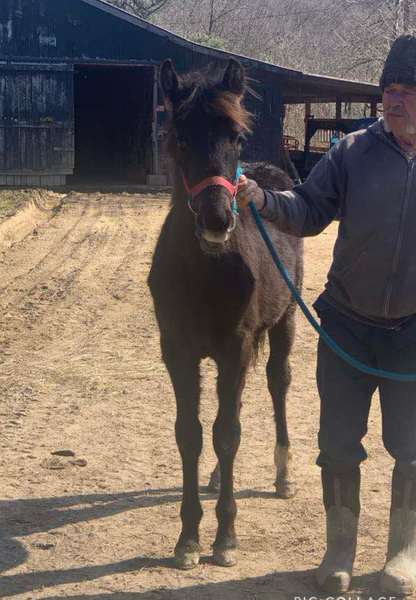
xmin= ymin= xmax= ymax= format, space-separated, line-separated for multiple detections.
xmin=237 ymin=145 xmax=343 ymax=237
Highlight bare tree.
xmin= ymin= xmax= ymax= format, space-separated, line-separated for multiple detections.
xmin=107 ymin=0 xmax=171 ymax=20
xmin=153 ymin=0 xmax=416 ymax=83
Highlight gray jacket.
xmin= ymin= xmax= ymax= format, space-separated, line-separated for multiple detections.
xmin=261 ymin=118 xmax=416 ymax=321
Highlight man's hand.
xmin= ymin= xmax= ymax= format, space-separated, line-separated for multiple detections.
xmin=236 ymin=175 xmax=266 ymax=211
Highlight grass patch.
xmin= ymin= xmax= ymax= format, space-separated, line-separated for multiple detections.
xmin=0 ymin=189 xmax=36 ymax=222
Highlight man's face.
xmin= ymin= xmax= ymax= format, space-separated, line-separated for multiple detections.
xmin=383 ymin=82 xmax=416 ymax=137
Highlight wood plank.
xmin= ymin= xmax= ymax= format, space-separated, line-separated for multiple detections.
xmin=27 ymin=175 xmax=40 ymax=186
xmin=40 ymin=175 xmax=52 ymax=187
xmin=0 ymin=128 xmax=5 ymax=170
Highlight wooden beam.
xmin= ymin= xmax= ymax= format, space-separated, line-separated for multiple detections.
xmin=336 ymin=100 xmax=342 ymax=119
xmin=152 ymin=65 xmax=158 ymax=176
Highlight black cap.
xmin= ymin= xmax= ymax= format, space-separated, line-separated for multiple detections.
xmin=380 ymin=34 xmax=416 ymax=92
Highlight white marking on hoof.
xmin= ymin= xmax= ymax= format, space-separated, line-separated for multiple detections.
xmin=174 ymin=547 xmax=201 ymax=570
xmin=316 ymin=569 xmax=352 ymax=594
xmin=275 ymin=480 xmax=297 ymax=499
xmin=213 ymin=546 xmax=237 ymax=567
xmin=274 ymin=444 xmax=296 ymax=498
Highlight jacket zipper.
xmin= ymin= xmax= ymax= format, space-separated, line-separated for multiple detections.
xmin=382 ymin=154 xmax=415 ymax=317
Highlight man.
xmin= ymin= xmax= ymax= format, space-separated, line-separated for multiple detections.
xmin=237 ymin=34 xmax=416 ymax=595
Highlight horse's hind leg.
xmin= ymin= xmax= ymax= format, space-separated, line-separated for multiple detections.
xmin=161 ymin=335 xmax=203 ymax=570
xmin=208 ymin=461 xmax=221 ymax=493
xmin=268 ymin=310 xmax=296 ymax=498
xmin=212 ymin=346 xmax=248 ymax=567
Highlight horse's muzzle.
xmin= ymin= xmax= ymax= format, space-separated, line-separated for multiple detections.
xmin=196 ymin=212 xmax=236 ymax=254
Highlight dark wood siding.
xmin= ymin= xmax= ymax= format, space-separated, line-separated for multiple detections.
xmin=243 ymin=77 xmax=284 ymax=163
xmin=0 ymin=64 xmax=74 ymax=177
xmin=0 ymin=0 xmax=292 ymax=181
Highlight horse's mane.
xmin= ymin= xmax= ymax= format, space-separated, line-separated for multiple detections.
xmin=168 ymin=64 xmax=253 ymax=134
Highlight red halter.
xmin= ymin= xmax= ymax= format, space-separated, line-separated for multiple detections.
xmin=181 ymin=169 xmax=239 ymax=203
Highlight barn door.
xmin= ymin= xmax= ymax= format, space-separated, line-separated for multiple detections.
xmin=0 ymin=63 xmax=74 ymax=186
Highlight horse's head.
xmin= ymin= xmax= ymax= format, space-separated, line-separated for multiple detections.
xmin=161 ymin=58 xmax=252 ymax=254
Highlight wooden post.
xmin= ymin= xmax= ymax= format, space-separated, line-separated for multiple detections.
xmin=336 ymin=99 xmax=342 ymax=119
xmin=304 ymin=102 xmax=311 ymax=151
xmin=152 ymin=65 xmax=158 ymax=176
xmin=370 ymin=99 xmax=377 ymax=118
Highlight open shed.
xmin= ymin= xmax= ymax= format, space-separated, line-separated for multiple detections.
xmin=0 ymin=0 xmax=382 ymax=186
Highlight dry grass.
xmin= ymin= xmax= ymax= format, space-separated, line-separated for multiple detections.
xmin=0 ymin=189 xmax=36 ymax=222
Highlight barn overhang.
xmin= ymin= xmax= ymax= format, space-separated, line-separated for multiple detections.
xmin=80 ymin=0 xmax=381 ymax=106
xmin=282 ymin=72 xmax=382 ymax=105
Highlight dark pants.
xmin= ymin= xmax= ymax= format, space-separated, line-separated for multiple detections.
xmin=316 ymin=308 xmax=416 ymax=479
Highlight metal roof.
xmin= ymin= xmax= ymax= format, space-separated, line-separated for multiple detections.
xmin=81 ymin=0 xmax=382 ymax=104
xmin=80 ymin=0 xmax=300 ymax=77
xmin=283 ymin=72 xmax=382 ymax=104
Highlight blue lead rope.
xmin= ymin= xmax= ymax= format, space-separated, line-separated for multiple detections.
xmin=248 ymin=200 xmax=416 ymax=382
xmin=232 ymin=166 xmax=244 ymax=215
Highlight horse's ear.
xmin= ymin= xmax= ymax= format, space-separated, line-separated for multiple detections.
xmin=160 ymin=59 xmax=180 ymax=104
xmin=223 ymin=58 xmax=246 ymax=96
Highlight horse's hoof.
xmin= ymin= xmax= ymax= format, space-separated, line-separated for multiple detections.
xmin=275 ymin=480 xmax=297 ymax=499
xmin=213 ymin=546 xmax=237 ymax=567
xmin=174 ymin=545 xmax=201 ymax=570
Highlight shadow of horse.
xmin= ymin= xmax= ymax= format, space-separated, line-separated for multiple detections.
xmin=0 ymin=487 xmax=381 ymax=598
xmin=0 ymin=564 xmax=381 ymax=600
xmin=0 ymin=560 xmax=316 ymax=599
xmin=0 ymin=486 xmax=283 ymax=588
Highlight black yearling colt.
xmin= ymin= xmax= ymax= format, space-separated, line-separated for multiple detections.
xmin=148 ymin=58 xmax=304 ymax=570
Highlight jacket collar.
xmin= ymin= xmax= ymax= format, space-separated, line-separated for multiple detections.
xmin=367 ymin=117 xmax=416 ymax=161
xmin=367 ymin=117 xmax=390 ymax=142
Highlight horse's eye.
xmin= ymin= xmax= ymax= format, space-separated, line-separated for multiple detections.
xmin=177 ymin=135 xmax=188 ymax=150
xmin=231 ymin=132 xmax=244 ymax=146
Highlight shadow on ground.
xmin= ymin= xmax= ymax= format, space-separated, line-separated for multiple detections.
xmin=0 ymin=564 xmax=381 ymax=600
xmin=0 ymin=487 xmax=276 ymax=574
xmin=0 ymin=487 xmax=380 ymax=599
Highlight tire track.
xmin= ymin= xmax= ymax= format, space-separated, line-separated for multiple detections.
xmin=0 ymin=197 xmax=90 ymax=295
xmin=0 ymin=195 xmax=168 ymax=456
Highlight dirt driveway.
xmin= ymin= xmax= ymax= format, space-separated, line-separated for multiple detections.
xmin=0 ymin=191 xmax=395 ymax=600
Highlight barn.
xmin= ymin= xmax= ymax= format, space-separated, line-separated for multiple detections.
xmin=0 ymin=0 xmax=382 ymax=187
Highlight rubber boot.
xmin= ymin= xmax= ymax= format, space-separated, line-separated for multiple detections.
xmin=381 ymin=466 xmax=416 ymax=596
xmin=316 ymin=468 xmax=360 ymax=594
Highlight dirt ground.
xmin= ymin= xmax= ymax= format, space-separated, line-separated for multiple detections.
xmin=0 ymin=191 xmax=396 ymax=600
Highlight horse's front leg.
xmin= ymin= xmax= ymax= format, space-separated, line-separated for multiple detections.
xmin=212 ymin=349 xmax=248 ymax=567
xmin=161 ymin=335 xmax=202 ymax=570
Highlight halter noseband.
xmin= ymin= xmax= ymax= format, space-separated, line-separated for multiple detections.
xmin=181 ymin=168 xmax=241 ymax=215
